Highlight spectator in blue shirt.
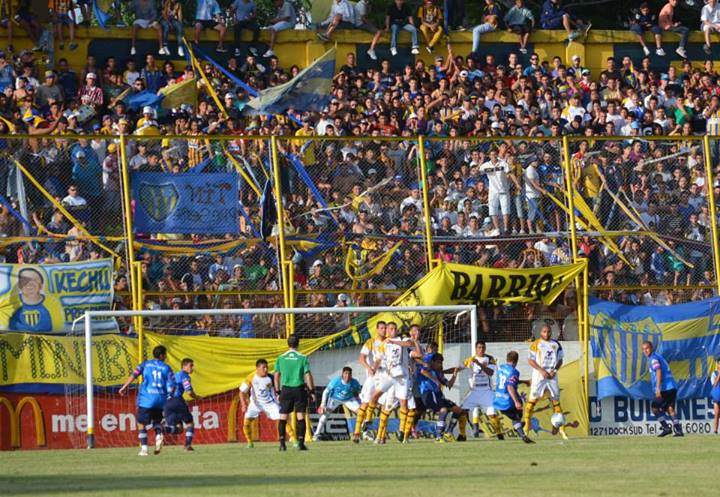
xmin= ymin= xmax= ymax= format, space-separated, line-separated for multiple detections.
xmin=630 ymin=2 xmax=665 ymax=57
xmin=194 ymin=0 xmax=228 ymax=53
xmin=540 ymin=0 xmax=588 ymax=45
xmin=231 ymin=0 xmax=260 ymax=57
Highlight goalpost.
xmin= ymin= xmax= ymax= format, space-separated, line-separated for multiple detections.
xmin=76 ymin=304 xmax=478 ymax=449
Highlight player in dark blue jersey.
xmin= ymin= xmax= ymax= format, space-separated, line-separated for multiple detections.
xmin=119 ymin=345 xmax=175 ymax=456
xmin=642 ymin=341 xmax=683 ymax=437
xmin=490 ymin=351 xmax=534 ymax=444
xmin=418 ymin=353 xmax=465 ymax=442
xmin=164 ymin=357 xmax=201 ymax=451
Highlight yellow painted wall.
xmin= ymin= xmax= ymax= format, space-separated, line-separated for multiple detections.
xmin=16 ymin=26 xmax=717 ymax=76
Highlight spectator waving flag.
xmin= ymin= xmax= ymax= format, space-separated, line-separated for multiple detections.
xmin=244 ymin=48 xmax=336 ymax=115
xmin=92 ymin=0 xmax=112 ymax=30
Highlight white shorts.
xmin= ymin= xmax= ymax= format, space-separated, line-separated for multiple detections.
xmin=703 ymin=24 xmax=720 ymax=33
xmin=391 ymin=375 xmax=409 ymax=400
xmin=133 ymin=19 xmax=159 ymax=29
xmin=360 ymin=375 xmax=376 ymax=404
xmin=529 ymin=378 xmax=560 ymax=401
xmin=461 ymin=387 xmax=496 ymax=415
xmin=488 ymin=191 xmax=510 ymax=217
xmin=326 ymin=397 xmax=361 ymax=413
xmin=245 ymin=400 xmax=281 ymax=420
xmin=374 ymin=371 xmax=394 ymax=394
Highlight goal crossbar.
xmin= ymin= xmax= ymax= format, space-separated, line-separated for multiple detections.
xmin=79 ymin=304 xmax=478 ymax=448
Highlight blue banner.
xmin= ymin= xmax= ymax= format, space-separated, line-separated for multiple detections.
xmin=0 ymin=259 xmax=117 ymax=334
xmin=244 ymin=48 xmax=336 ymax=115
xmin=132 ymin=172 xmax=240 ymax=235
xmin=590 ymin=297 xmax=720 ymax=400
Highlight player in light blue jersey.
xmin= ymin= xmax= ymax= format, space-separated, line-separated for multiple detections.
xmin=490 ymin=351 xmax=534 ymax=444
xmin=313 ymin=367 xmax=362 ymax=440
xmin=164 ymin=358 xmax=201 ymax=451
xmin=711 ymin=358 xmax=720 ymax=434
xmin=119 ymin=345 xmax=175 ymax=456
xmin=642 ymin=341 xmax=683 ymax=437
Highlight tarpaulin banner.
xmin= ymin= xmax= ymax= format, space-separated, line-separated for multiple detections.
xmin=0 ymin=260 xmax=116 ymax=334
xmin=131 ymin=172 xmax=240 ymax=235
xmin=359 ymin=261 xmax=586 ymax=335
xmin=590 ymin=297 xmax=720 ymax=400
xmin=0 ymin=330 xmax=353 ymax=394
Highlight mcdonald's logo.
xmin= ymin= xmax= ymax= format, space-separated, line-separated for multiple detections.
xmin=0 ymin=396 xmax=46 ymax=449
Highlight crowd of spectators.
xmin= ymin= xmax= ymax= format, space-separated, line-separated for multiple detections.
xmin=0 ymin=0 xmax=718 ymax=339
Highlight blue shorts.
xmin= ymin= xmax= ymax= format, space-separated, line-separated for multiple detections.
xmin=421 ymin=391 xmax=454 ymax=412
xmin=164 ymin=397 xmax=193 ymax=426
xmin=711 ymin=391 xmax=720 ymax=404
xmin=137 ymin=407 xmax=163 ymax=426
xmin=651 ymin=388 xmax=677 ymax=411
xmin=500 ymin=406 xmax=523 ymax=422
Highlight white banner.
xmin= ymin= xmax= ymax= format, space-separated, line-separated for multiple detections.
xmin=589 ymin=395 xmax=717 ymax=436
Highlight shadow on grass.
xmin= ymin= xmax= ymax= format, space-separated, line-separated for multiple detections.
xmin=1 ymin=473 xmax=439 ymax=495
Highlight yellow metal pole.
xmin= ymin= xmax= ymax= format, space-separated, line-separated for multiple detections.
xmin=561 ymin=136 xmax=580 ymax=262
xmin=582 ymin=258 xmax=590 ymax=413
xmin=12 ymin=159 xmax=119 ymax=259
xmin=437 ymin=321 xmax=444 ymax=354
xmin=118 ymin=134 xmax=141 ymax=358
xmin=135 ymin=261 xmax=144 ymax=359
xmin=271 ymin=136 xmax=293 ymax=335
xmin=702 ymin=136 xmax=720 ymax=295
xmin=417 ymin=136 xmax=435 ymax=270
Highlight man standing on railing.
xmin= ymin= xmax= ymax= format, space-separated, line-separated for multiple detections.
xmin=274 ymin=334 xmax=316 ymax=451
xmin=479 ymin=148 xmax=516 ymax=235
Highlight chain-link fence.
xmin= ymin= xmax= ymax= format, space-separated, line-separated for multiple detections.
xmin=0 ymin=134 xmax=716 ymax=341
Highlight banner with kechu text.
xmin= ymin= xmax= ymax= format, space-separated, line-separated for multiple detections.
xmin=0 ymin=260 xmax=117 ymax=334
xmin=132 ymin=172 xmax=240 ymax=235
xmin=590 ymin=297 xmax=720 ymax=400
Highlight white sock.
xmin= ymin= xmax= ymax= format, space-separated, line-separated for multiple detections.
xmin=315 ymin=414 xmax=327 ymax=436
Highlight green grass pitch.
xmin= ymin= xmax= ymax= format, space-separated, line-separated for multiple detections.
xmin=1 ymin=437 xmax=716 ymax=497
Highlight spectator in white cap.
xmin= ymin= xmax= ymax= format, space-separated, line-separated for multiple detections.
xmin=78 ymin=72 xmax=103 ymax=109
xmin=701 ymin=0 xmax=720 ymax=54
xmin=332 ymin=293 xmax=351 ymax=330
xmin=131 ymin=0 xmax=165 ymax=56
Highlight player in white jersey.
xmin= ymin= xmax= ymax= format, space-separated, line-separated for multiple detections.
xmin=352 ymin=321 xmax=387 ymax=442
xmin=460 ymin=341 xmax=497 ymax=438
xmin=523 ymin=324 xmax=567 ymax=439
xmin=372 ymin=321 xmax=421 ymax=444
xmin=240 ymin=358 xmax=294 ymax=448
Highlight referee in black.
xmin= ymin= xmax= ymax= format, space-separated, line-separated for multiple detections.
xmin=274 ymin=334 xmax=316 ymax=451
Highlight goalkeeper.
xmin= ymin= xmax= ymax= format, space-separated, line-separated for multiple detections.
xmin=313 ymin=367 xmax=362 ymax=441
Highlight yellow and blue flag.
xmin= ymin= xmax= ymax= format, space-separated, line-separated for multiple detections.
xmin=244 ymin=48 xmax=336 ymax=115
xmin=591 ymin=297 xmax=720 ymax=400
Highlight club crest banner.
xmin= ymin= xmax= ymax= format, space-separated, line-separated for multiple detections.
xmin=0 ymin=259 xmax=117 ymax=334
xmin=132 ymin=172 xmax=240 ymax=235
xmin=590 ymin=297 xmax=720 ymax=400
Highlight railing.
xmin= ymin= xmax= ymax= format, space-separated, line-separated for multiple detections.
xmin=1 ymin=133 xmax=717 ymax=341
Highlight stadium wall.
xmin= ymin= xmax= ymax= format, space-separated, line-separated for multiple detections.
xmin=15 ymin=27 xmax=720 ymax=78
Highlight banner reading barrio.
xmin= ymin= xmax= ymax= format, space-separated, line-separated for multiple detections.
xmin=0 ymin=259 xmax=117 ymax=334
xmin=396 ymin=261 xmax=585 ymax=307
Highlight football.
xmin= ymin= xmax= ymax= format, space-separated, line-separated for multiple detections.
xmin=551 ymin=413 xmax=566 ymax=428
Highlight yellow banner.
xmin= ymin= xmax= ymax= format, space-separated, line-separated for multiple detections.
xmin=362 ymin=261 xmax=586 ymax=333
xmin=159 ymin=77 xmax=198 ymax=110
xmin=0 ymin=330 xmax=350 ymax=395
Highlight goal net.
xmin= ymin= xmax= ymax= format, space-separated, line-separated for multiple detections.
xmin=65 ymin=304 xmax=477 ymax=449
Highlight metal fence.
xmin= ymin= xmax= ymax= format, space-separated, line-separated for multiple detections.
xmin=1 ymin=134 xmax=717 ymax=341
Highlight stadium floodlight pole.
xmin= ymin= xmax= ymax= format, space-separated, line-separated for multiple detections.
xmin=84 ymin=311 xmax=95 ymax=449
